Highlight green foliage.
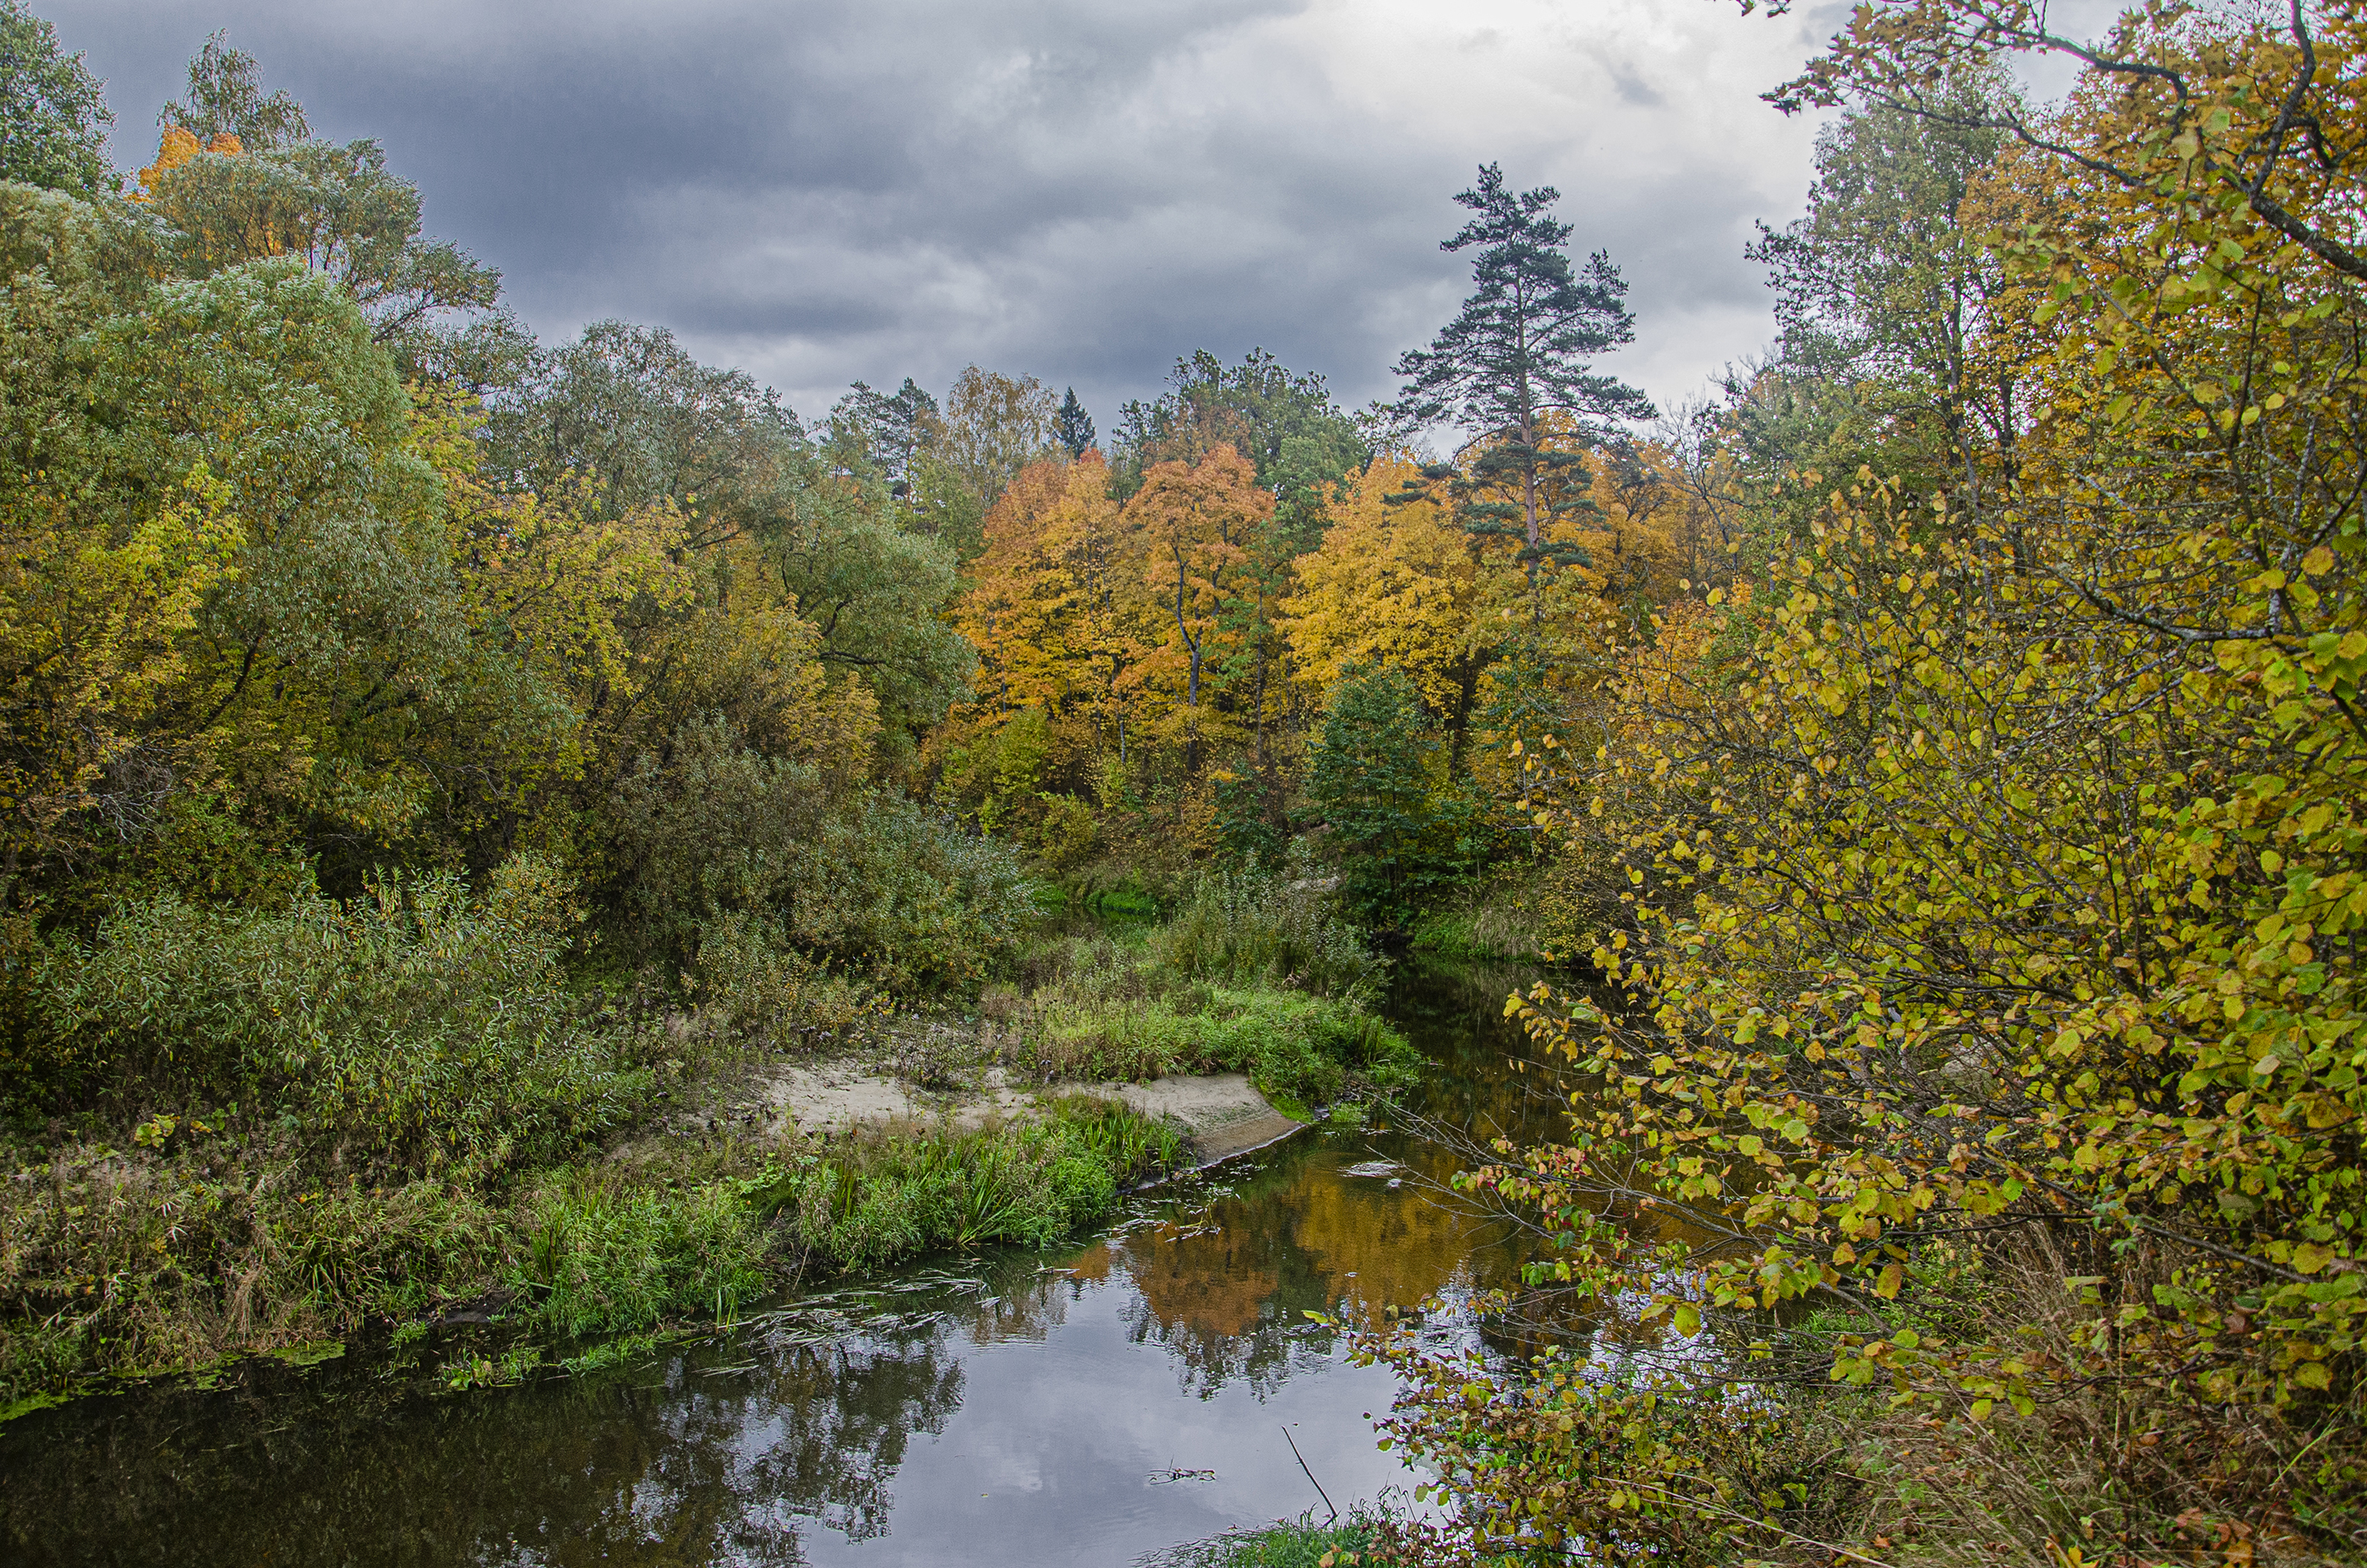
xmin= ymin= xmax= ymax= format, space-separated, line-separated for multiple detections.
xmin=0 ymin=3 xmax=113 ymax=195
xmin=0 ymin=1142 xmax=506 ymax=1404
xmin=1747 ymin=64 xmax=2019 ymax=484
xmin=613 ymin=714 xmax=1034 ymax=992
xmin=1392 ymin=162 xmax=1649 ymax=576
xmin=1153 ymin=870 xmax=1386 ymax=1000
xmin=1388 ymin=12 xmax=2367 ymax=1561
xmin=20 ymin=868 xmax=647 ymax=1179
xmin=1025 ymin=976 xmax=1416 ymax=1110
xmin=515 ymin=1168 xmax=765 ymax=1336
xmin=1308 ymin=666 xmax=1447 ymax=925
xmin=764 ymin=1097 xmax=1178 ymax=1271
xmin=1053 ymin=385 xmax=1095 ymax=459
xmin=161 ymin=31 xmax=311 ymax=151
xmin=1145 ymin=1511 xmax=1383 ymax=1568
xmin=144 ymin=137 xmax=503 ymax=353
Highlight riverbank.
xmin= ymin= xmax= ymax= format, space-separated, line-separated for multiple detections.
xmin=0 ymin=910 xmax=1416 ymax=1417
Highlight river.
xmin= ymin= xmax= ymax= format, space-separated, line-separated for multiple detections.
xmin=1 ymin=959 xmax=1572 ymax=1566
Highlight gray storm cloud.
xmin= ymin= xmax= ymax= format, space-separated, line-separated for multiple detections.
xmin=45 ymin=0 xmax=1835 ymax=424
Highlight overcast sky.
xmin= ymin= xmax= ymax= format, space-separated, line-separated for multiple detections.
xmin=44 ymin=0 xmax=1861 ymax=429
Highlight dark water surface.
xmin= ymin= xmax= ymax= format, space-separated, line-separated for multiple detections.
xmin=2 ymin=962 xmax=1568 ymax=1566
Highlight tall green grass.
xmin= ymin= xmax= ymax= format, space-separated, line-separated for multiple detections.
xmin=757 ymin=1096 xmax=1180 ymax=1270
xmin=1024 ymin=984 xmax=1418 ymax=1110
xmin=1142 ymin=1511 xmax=1384 ymax=1568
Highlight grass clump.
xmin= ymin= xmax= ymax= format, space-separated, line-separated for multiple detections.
xmin=1144 ymin=1510 xmax=1386 ymax=1568
xmin=1152 ymin=871 xmax=1385 ymax=999
xmin=514 ymin=1168 xmax=768 ymax=1336
xmin=1025 ymin=983 xmax=1417 ymax=1112
xmin=765 ymin=1096 xmax=1181 ymax=1271
xmin=998 ymin=879 xmax=1418 ymax=1112
xmin=0 ymin=1095 xmax=1186 ymax=1404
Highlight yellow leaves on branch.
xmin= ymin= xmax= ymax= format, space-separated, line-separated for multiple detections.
xmin=0 ymin=467 xmax=244 ymax=852
xmin=960 ymin=451 xmax=1138 ymax=716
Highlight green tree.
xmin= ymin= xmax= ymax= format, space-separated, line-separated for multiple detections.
xmin=1112 ymin=348 xmax=1366 ymax=538
xmin=1307 ymin=664 xmax=1440 ymax=925
xmin=1395 ymin=164 xmax=1651 ymax=594
xmin=0 ymin=0 xmax=113 ymax=194
xmin=825 ymin=376 xmax=938 ymax=492
xmin=489 ymin=324 xmax=973 ymax=747
xmin=919 ymin=365 xmax=1057 ymax=559
xmin=1747 ymin=67 xmax=2020 ymax=502
xmin=1052 ymin=385 xmax=1095 ymax=458
xmin=144 ymin=136 xmax=503 ymax=356
xmin=160 ymin=31 xmax=309 ymax=151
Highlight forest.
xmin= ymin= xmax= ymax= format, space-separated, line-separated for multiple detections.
xmin=2 ymin=0 xmax=2364 ymax=1563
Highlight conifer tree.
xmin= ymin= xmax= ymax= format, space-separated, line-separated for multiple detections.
xmin=1395 ymin=164 xmax=1652 ymax=595
xmin=1053 ymin=386 xmax=1095 ymax=458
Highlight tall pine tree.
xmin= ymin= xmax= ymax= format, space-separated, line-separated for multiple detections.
xmin=1395 ymin=164 xmax=1651 ymax=598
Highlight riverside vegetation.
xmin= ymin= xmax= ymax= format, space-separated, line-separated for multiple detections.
xmin=0 ymin=857 xmax=1413 ymax=1407
xmin=6 ymin=2 xmax=2367 ymax=1565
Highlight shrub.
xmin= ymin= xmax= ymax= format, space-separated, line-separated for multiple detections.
xmin=1153 ymin=871 xmax=1384 ymax=1001
xmin=21 ymin=869 xmax=648 ymax=1179
xmin=613 ymin=713 xmax=1035 ymax=994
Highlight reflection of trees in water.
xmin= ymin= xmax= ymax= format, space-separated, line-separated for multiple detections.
xmin=2 ymin=1306 xmax=972 ymax=1566
xmin=1085 ymin=959 xmax=1610 ymax=1401
xmin=959 ymin=1256 xmax=1078 ymax=1346
xmin=710 ymin=1319 xmax=966 ymax=1547
xmin=1113 ymin=1215 xmax=1309 ymax=1398
xmin=1102 ymin=1141 xmax=1484 ymax=1398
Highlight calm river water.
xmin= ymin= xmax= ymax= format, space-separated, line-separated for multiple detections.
xmin=1 ymin=961 xmax=1571 ymax=1566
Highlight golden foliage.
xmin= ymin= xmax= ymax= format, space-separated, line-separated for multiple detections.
xmin=1282 ymin=456 xmax=1478 ymax=714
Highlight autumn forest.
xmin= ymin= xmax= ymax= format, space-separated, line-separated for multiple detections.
xmin=4 ymin=1 xmax=2367 ymax=1563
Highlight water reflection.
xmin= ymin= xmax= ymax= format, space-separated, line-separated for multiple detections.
xmin=2 ymin=959 xmax=1571 ymax=1567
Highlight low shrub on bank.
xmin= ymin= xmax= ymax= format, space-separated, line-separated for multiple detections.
xmin=1153 ymin=871 xmax=1385 ymax=1001
xmin=997 ymin=888 xmax=1414 ymax=1111
xmin=14 ymin=868 xmax=649 ymax=1182
xmin=0 ymin=1139 xmax=507 ymax=1408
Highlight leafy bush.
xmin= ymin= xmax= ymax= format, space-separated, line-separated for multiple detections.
xmin=693 ymin=910 xmax=880 ymax=1048
xmin=0 ymin=1141 xmax=506 ymax=1405
xmin=1153 ymin=870 xmax=1385 ymax=1001
xmin=613 ymin=713 xmax=1034 ymax=993
xmin=21 ymin=868 xmax=647 ymax=1179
